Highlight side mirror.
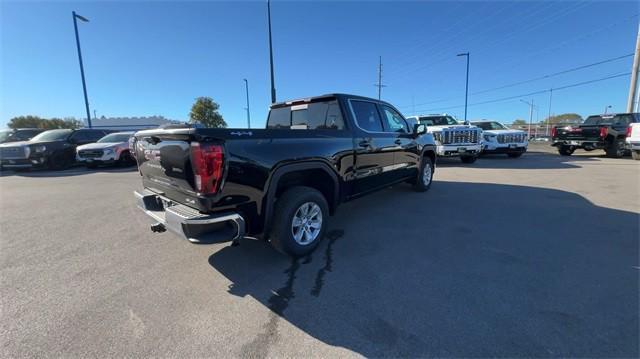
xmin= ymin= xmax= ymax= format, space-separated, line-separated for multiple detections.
xmin=413 ymin=124 xmax=427 ymax=136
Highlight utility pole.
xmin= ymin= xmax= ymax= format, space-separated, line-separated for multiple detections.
xmin=457 ymin=52 xmax=470 ymax=123
xmin=547 ymin=89 xmax=552 ymax=136
xmin=72 ymin=11 xmax=92 ymax=128
xmin=521 ymin=99 xmax=534 ymax=138
xmin=93 ymin=109 xmax=97 ymax=119
xmin=374 ymin=56 xmax=386 ymax=100
xmin=627 ymin=24 xmax=639 ymax=113
xmin=243 ymin=79 xmax=251 ymax=128
xmin=267 ymin=0 xmax=276 ymax=104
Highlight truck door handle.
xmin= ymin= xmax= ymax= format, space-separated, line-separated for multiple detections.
xmin=394 ymin=139 xmax=402 ymax=145
xmin=358 ymin=140 xmax=370 ymax=147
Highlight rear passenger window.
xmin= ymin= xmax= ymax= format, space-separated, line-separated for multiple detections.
xmin=71 ymin=130 xmax=104 ymax=142
xmin=350 ymin=100 xmax=383 ymax=132
xmin=613 ymin=114 xmax=633 ymax=126
xmin=325 ymin=102 xmax=344 ymax=129
xmin=267 ymin=100 xmax=345 ymax=130
xmin=267 ymin=107 xmax=291 ymax=129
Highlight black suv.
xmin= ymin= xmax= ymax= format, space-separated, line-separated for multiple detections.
xmin=0 ymin=128 xmax=45 ymax=144
xmin=0 ymin=128 xmax=111 ymax=170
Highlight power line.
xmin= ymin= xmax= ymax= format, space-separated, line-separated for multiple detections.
xmin=392 ymin=10 xmax=638 ymax=106
xmin=387 ymin=1 xmax=523 ymax=78
xmin=414 ymin=72 xmax=631 ymax=113
xmin=487 ymin=13 xmax=638 ymax=73
xmin=390 ymin=1 xmax=580 ymax=80
xmin=473 ymin=53 xmax=634 ymax=95
xmin=398 ymin=53 xmax=634 ymax=109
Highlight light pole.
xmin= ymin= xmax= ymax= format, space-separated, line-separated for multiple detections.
xmin=243 ymin=79 xmax=251 ymax=128
xmin=521 ymin=99 xmax=535 ymax=138
xmin=603 ymin=105 xmax=612 ymax=115
xmin=457 ymin=52 xmax=470 ymax=123
xmin=267 ymin=0 xmax=276 ymax=103
xmin=546 ymin=89 xmax=553 ymax=136
xmin=72 ymin=11 xmax=92 ymax=128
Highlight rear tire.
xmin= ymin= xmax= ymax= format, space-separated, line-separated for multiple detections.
xmin=269 ymin=186 xmax=329 ymax=257
xmin=605 ymin=138 xmax=625 ymax=158
xmin=632 ymin=151 xmax=640 ymax=160
xmin=507 ymin=152 xmax=523 ymax=158
xmin=118 ymin=151 xmax=135 ymax=167
xmin=413 ymin=156 xmax=434 ymax=192
xmin=558 ymin=146 xmax=574 ymax=156
xmin=460 ymin=155 xmax=477 ymax=164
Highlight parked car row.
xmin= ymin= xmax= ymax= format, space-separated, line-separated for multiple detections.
xmin=0 ymin=128 xmax=137 ymax=170
xmin=404 ymin=115 xmax=529 ymax=162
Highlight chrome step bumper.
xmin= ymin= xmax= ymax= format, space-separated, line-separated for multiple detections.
xmin=134 ymin=189 xmax=246 ymax=243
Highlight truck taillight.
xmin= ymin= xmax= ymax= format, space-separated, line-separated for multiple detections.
xmin=626 ymin=126 xmax=633 ymax=137
xmin=599 ymin=127 xmax=608 ymax=138
xmin=551 ymin=127 xmax=557 ymax=138
xmin=191 ymin=142 xmax=224 ymax=194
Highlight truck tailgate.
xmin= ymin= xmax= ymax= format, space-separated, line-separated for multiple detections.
xmin=555 ymin=125 xmax=601 ymax=140
xmin=133 ymin=130 xmax=208 ymax=210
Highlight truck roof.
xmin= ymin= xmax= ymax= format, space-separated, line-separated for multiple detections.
xmin=270 ymin=93 xmax=398 ymax=109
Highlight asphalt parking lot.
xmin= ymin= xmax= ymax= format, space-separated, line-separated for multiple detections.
xmin=1 ymin=143 xmax=638 ymax=358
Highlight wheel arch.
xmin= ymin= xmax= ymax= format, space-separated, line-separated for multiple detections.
xmin=262 ymin=161 xmax=340 ymax=237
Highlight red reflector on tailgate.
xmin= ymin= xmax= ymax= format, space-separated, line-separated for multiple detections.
xmin=191 ymin=142 xmax=224 ymax=194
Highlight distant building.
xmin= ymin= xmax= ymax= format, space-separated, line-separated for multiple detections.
xmin=85 ymin=116 xmax=184 ymax=131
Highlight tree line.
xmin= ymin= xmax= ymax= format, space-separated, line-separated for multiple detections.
xmin=511 ymin=113 xmax=583 ymax=126
xmin=6 ymin=97 xmax=228 ymax=130
xmin=7 ymin=116 xmax=84 ymax=129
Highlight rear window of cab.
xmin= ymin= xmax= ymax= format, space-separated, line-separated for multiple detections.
xmin=267 ymin=100 xmax=345 ymax=130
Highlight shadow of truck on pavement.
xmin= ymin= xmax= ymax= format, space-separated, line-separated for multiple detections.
xmin=208 ymin=181 xmax=639 ymax=358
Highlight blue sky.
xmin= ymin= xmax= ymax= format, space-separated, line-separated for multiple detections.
xmin=1 ymin=1 xmax=638 ymax=128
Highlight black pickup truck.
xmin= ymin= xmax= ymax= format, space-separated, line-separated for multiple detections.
xmin=551 ymin=113 xmax=639 ymax=157
xmin=133 ymin=94 xmax=436 ymax=256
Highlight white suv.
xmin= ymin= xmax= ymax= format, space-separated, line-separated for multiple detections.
xmin=406 ymin=115 xmax=482 ymax=163
xmin=76 ymin=131 xmax=136 ymax=168
xmin=472 ymin=121 xmax=528 ymax=158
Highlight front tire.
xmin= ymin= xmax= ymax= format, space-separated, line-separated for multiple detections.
xmin=460 ymin=155 xmax=477 ymax=164
xmin=558 ymin=146 xmax=574 ymax=156
xmin=605 ymin=138 xmax=625 ymax=158
xmin=413 ymin=156 xmax=434 ymax=192
xmin=269 ymin=186 xmax=329 ymax=257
